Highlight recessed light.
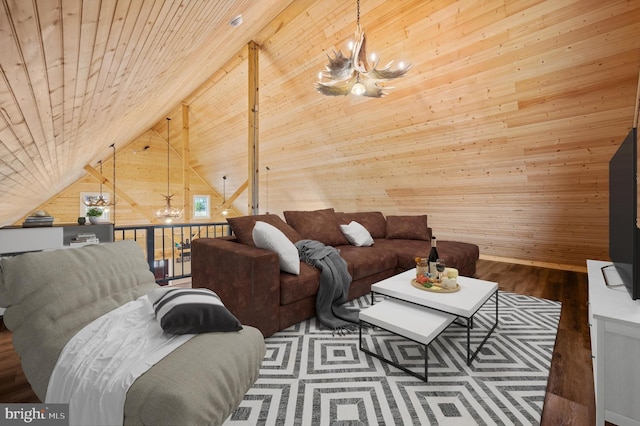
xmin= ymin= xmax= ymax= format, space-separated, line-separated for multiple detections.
xmin=229 ymin=14 xmax=243 ymax=28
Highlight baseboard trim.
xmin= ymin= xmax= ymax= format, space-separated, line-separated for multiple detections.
xmin=479 ymin=254 xmax=588 ymax=273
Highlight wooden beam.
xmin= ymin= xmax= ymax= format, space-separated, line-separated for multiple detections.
xmin=182 ymin=104 xmax=191 ymax=221
xmin=248 ymin=40 xmax=260 ymax=215
xmin=634 ymin=68 xmax=640 ymax=128
xmin=83 ymin=164 xmax=157 ymax=223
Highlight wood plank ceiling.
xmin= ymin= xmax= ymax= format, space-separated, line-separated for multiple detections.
xmin=1 ymin=0 xmax=639 ymax=270
xmin=0 ymin=0 xmax=292 ymax=224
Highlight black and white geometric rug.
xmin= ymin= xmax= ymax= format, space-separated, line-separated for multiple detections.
xmin=224 ymin=291 xmax=561 ymax=425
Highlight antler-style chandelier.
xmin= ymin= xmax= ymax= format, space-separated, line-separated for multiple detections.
xmin=315 ymin=0 xmax=411 ymax=98
xmin=154 ymin=117 xmax=183 ymax=223
xmin=84 ymin=145 xmax=117 ymax=220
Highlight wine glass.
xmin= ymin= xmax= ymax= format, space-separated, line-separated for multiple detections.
xmin=436 ymin=258 xmax=446 ymax=282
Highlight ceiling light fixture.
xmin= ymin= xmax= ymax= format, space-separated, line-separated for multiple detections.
xmin=84 ymin=145 xmax=117 ymax=217
xmin=110 ymin=143 xmax=116 ymax=223
xmin=154 ymin=118 xmax=183 ymax=223
xmin=315 ymin=0 xmax=411 ymax=98
xmin=265 ymin=166 xmax=270 ymax=214
xmin=221 ymin=175 xmax=228 ymax=216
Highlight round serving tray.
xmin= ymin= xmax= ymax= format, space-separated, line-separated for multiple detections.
xmin=411 ymin=278 xmax=460 ymax=293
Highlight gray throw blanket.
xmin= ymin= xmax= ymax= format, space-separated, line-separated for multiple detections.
xmin=295 ymin=239 xmax=359 ymax=331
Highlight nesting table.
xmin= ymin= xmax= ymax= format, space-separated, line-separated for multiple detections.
xmin=358 ymin=269 xmax=498 ymax=381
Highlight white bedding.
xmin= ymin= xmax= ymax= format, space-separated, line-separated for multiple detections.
xmin=45 ymin=294 xmax=194 ymax=426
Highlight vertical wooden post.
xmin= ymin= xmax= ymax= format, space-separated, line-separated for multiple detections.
xmin=634 ymin=69 xmax=640 ymax=129
xmin=182 ymin=103 xmax=191 ymax=221
xmin=248 ymin=41 xmax=259 ymax=215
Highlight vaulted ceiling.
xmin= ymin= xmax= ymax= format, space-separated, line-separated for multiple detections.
xmin=0 ymin=0 xmax=293 ymax=226
xmin=1 ymin=0 xmax=639 ymax=268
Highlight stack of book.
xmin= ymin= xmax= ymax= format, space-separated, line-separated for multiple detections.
xmin=70 ymin=233 xmax=100 ymax=247
xmin=23 ymin=214 xmax=54 ymax=227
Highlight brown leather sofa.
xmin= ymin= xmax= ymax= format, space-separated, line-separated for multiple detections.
xmin=192 ymin=209 xmax=479 ymax=338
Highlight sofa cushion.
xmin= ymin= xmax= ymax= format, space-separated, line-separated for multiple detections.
xmin=279 ymin=263 xmax=320 ymax=305
xmin=437 ymin=240 xmax=480 ymax=274
xmin=339 ymin=221 xmax=374 ymax=247
xmin=149 ymin=287 xmax=243 ymax=334
xmin=374 ymin=238 xmax=479 ymax=274
xmin=385 ymin=215 xmax=430 ymax=240
xmin=283 ymin=208 xmax=349 ymax=246
xmin=374 ymin=239 xmax=432 ymax=270
xmin=337 ymin=245 xmax=397 ymax=281
xmin=334 ymin=211 xmax=387 ymax=239
xmin=228 ymin=214 xmax=301 ymax=246
xmin=252 ymin=221 xmax=300 ymax=275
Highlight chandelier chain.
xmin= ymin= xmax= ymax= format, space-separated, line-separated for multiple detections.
xmin=98 ymin=160 xmax=103 ymax=195
xmin=153 ymin=116 xmax=183 ymax=222
xmin=356 ymin=0 xmax=360 ymax=27
xmin=110 ymin=143 xmax=116 ymax=223
xmin=166 ymin=118 xmax=170 ymax=197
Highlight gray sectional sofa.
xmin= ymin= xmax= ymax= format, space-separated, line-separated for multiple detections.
xmin=0 ymin=240 xmax=265 ymax=425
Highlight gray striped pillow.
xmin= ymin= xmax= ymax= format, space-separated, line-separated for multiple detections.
xmin=149 ymin=287 xmax=242 ymax=334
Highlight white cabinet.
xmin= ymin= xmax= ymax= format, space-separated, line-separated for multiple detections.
xmin=0 ymin=227 xmax=62 ymax=255
xmin=0 ymin=224 xmax=114 ymax=255
xmin=587 ymin=260 xmax=640 ymax=426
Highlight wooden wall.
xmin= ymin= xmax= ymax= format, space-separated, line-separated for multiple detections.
xmin=25 ymin=0 xmax=640 ymax=271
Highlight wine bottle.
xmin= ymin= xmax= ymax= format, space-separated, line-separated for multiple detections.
xmin=428 ymin=236 xmax=439 ymax=275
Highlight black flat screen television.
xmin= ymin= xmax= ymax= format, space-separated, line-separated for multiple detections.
xmin=608 ymin=127 xmax=639 ymax=300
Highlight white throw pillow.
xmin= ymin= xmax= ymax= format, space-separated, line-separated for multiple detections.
xmin=252 ymin=221 xmax=300 ymax=275
xmin=340 ymin=221 xmax=374 ymax=247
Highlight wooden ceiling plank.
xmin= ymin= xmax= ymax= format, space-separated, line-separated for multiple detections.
xmin=83 ymin=0 xmax=130 ymax=129
xmin=107 ymin=1 xmax=178 ymax=116
xmin=129 ymin=1 xmax=184 ymax=89
xmin=106 ymin=0 xmax=152 ymax=90
xmin=37 ymin=0 xmax=66 ymax=178
xmin=58 ymin=0 xmax=83 ymax=180
xmin=3 ymin=0 xmax=56 ymax=180
xmin=74 ymin=0 xmax=117 ymax=137
xmin=91 ymin=0 xmax=144 ymax=124
xmin=65 ymin=0 xmax=111 ymax=160
xmin=104 ymin=2 xmax=208 ymax=123
xmin=138 ymin=0 xmax=186 ymax=72
xmin=0 ymin=78 xmax=46 ymax=179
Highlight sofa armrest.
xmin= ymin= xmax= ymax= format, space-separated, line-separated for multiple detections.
xmin=192 ymin=238 xmax=280 ymax=338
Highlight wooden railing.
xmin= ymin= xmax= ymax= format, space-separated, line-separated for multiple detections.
xmin=114 ymin=222 xmax=231 ymax=283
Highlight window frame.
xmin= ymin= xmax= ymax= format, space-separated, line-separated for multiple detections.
xmin=193 ymin=195 xmax=211 ymax=219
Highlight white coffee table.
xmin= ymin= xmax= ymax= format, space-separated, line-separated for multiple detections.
xmin=358 ymin=269 xmax=498 ymax=381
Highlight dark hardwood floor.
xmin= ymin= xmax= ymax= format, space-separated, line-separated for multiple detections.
xmin=474 ymin=259 xmax=595 ymax=426
xmin=0 ymin=259 xmax=595 ymax=424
